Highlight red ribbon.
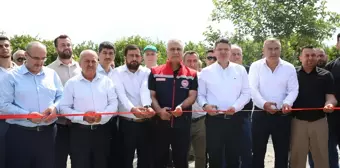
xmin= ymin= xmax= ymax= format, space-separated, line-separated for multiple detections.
xmin=0 ymin=107 xmax=336 ymax=119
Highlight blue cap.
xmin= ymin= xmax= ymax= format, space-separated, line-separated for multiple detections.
xmin=143 ymin=45 xmax=157 ymax=52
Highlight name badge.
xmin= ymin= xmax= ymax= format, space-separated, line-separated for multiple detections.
xmin=156 ymin=78 xmax=166 ymax=81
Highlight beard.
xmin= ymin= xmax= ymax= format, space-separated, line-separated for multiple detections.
xmin=58 ymin=49 xmax=72 ymax=59
xmin=317 ymin=61 xmax=327 ymax=68
xmin=126 ymin=61 xmax=140 ymax=71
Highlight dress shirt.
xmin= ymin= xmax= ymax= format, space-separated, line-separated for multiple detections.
xmin=248 ymin=58 xmax=299 ymax=109
xmin=112 ymin=65 xmax=151 ymax=119
xmin=0 ymin=62 xmax=17 ymax=115
xmin=59 ymin=73 xmax=118 ymax=125
xmin=97 ymin=64 xmax=114 ymax=77
xmin=192 ymin=72 xmax=206 ymax=118
xmin=198 ymin=62 xmax=251 ymax=112
xmin=0 ymin=65 xmax=63 ymax=127
xmin=47 ymin=58 xmax=81 ymax=86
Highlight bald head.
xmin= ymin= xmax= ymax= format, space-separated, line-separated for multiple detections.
xmin=79 ymin=49 xmax=98 ymax=62
xmin=79 ymin=49 xmax=98 ymax=80
xmin=24 ymin=41 xmax=47 ymax=74
xmin=26 ymin=41 xmax=46 ymax=53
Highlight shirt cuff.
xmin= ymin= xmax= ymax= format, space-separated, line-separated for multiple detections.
xmin=283 ymin=100 xmax=293 ymax=107
xmin=73 ymin=116 xmax=84 ymax=123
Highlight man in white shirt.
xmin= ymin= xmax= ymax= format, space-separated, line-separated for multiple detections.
xmin=183 ymin=51 xmax=206 ymax=168
xmin=198 ymin=38 xmax=251 ymax=168
xmin=59 ymin=50 xmax=118 ymax=168
xmin=230 ymin=44 xmax=253 ymax=168
xmin=248 ymin=38 xmax=299 ymax=168
xmin=96 ymin=41 xmax=120 ymax=167
xmin=0 ymin=35 xmax=17 ymax=168
xmin=48 ymin=34 xmax=82 ymax=168
xmin=112 ymin=44 xmax=155 ymax=168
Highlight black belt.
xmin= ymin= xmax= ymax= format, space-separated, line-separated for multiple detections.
xmin=120 ymin=116 xmax=150 ymax=123
xmin=72 ymin=123 xmax=105 ymax=130
xmin=13 ymin=123 xmax=55 ymax=132
xmin=192 ymin=115 xmax=205 ymax=123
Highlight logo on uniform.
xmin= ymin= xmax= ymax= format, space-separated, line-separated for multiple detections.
xmin=181 ymin=80 xmax=189 ymax=88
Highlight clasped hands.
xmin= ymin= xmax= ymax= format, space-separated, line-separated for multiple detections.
xmin=157 ymin=106 xmax=183 ymax=121
xmin=203 ymin=104 xmax=235 ymax=116
xmin=131 ymin=106 xmax=156 ymax=119
xmin=28 ymin=106 xmax=57 ymax=124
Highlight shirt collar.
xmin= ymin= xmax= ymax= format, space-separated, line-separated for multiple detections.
xmin=79 ymin=72 xmax=102 ymax=82
xmin=262 ymin=57 xmax=283 ymax=65
xmin=18 ymin=64 xmax=44 ymax=75
xmin=0 ymin=62 xmax=17 ymax=72
xmin=56 ymin=57 xmax=77 ymax=66
xmin=97 ymin=64 xmax=113 ymax=74
xmin=123 ymin=64 xmax=142 ymax=73
xmin=297 ymin=66 xmax=318 ymax=74
xmin=165 ymin=60 xmax=184 ymax=71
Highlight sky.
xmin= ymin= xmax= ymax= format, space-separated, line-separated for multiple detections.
xmin=1 ymin=0 xmax=339 ymax=46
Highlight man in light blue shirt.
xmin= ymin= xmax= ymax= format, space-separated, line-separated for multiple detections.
xmin=0 ymin=35 xmax=17 ymax=168
xmin=0 ymin=41 xmax=63 ymax=168
xmin=96 ymin=41 xmax=121 ymax=168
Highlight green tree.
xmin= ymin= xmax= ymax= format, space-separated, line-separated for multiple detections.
xmin=205 ymin=0 xmax=340 ymax=65
xmin=113 ymin=36 xmax=167 ymax=67
xmin=73 ymin=41 xmax=98 ymax=61
xmin=184 ymin=41 xmax=208 ymax=61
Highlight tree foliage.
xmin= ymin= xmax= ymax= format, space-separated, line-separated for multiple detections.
xmin=204 ymin=0 xmax=340 ymax=65
xmin=6 ymin=34 xmax=207 ymax=67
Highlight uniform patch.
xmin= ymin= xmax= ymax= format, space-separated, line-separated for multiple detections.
xmin=156 ymin=78 xmax=166 ymax=81
xmin=181 ymin=80 xmax=189 ymax=88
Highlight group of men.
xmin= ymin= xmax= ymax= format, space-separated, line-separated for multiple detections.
xmin=0 ymin=33 xmax=340 ymax=168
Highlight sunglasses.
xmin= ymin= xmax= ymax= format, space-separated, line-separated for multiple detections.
xmin=207 ymin=56 xmax=217 ymax=61
xmin=16 ymin=57 xmax=26 ymax=62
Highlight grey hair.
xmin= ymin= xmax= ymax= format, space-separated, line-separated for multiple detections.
xmin=263 ymin=38 xmax=281 ymax=47
xmin=12 ymin=49 xmax=25 ymax=59
xmin=167 ymin=39 xmax=184 ymax=50
xmin=231 ymin=44 xmax=243 ymax=53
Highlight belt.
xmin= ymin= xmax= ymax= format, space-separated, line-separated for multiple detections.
xmin=72 ymin=123 xmax=104 ymax=130
xmin=13 ymin=123 xmax=55 ymax=132
xmin=120 ymin=116 xmax=149 ymax=123
xmin=192 ymin=115 xmax=205 ymax=123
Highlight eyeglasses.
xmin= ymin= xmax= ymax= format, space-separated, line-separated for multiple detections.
xmin=26 ymin=52 xmax=47 ymax=62
xmin=207 ymin=56 xmax=217 ymax=61
xmin=16 ymin=57 xmax=26 ymax=62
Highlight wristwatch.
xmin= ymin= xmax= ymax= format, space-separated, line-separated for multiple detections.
xmin=144 ymin=105 xmax=152 ymax=108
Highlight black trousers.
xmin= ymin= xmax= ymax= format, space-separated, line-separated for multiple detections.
xmin=205 ymin=115 xmax=242 ymax=168
xmin=55 ymin=124 xmax=71 ymax=168
xmin=119 ymin=118 xmax=152 ymax=168
xmin=6 ymin=123 xmax=56 ymax=168
xmin=252 ymin=111 xmax=292 ymax=168
xmin=151 ymin=117 xmax=191 ymax=168
xmin=70 ymin=123 xmax=111 ymax=168
xmin=0 ymin=120 xmax=9 ymax=168
xmin=108 ymin=117 xmax=120 ymax=168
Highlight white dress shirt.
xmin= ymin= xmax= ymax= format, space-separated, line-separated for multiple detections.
xmin=248 ymin=58 xmax=299 ymax=109
xmin=112 ymin=65 xmax=151 ymax=119
xmin=198 ymin=62 xmax=251 ymax=112
xmin=59 ymin=73 xmax=118 ymax=125
xmin=192 ymin=72 xmax=206 ymax=118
